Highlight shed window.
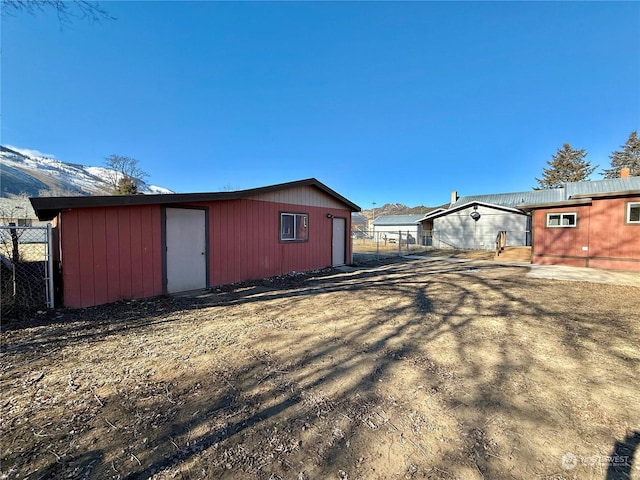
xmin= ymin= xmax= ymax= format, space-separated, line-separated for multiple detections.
xmin=627 ymin=202 xmax=640 ymax=224
xmin=547 ymin=213 xmax=577 ymax=228
xmin=280 ymin=213 xmax=308 ymax=241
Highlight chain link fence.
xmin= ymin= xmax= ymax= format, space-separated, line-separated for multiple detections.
xmin=351 ymin=228 xmax=431 ymax=262
xmin=352 ymin=227 xmax=531 ymax=263
xmin=0 ymin=224 xmax=53 ymax=319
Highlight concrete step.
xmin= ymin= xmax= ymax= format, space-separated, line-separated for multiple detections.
xmin=495 ymin=246 xmax=532 ymax=262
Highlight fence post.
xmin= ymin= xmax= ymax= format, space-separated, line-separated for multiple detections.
xmin=9 ymin=222 xmax=19 ymax=263
xmin=47 ymin=223 xmax=54 ymax=309
xmin=398 ymin=230 xmax=401 ymax=256
xmin=1 ymin=225 xmax=52 ymax=316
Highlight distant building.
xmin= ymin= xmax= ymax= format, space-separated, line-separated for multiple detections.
xmin=419 ymin=174 xmax=640 ymax=271
xmin=372 ymin=214 xmax=425 ymax=244
xmin=0 ymin=197 xmax=43 ymax=227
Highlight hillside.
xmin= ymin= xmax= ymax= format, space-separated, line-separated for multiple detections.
xmin=0 ymin=146 xmax=173 ymax=198
xmin=359 ymin=203 xmax=439 ymax=223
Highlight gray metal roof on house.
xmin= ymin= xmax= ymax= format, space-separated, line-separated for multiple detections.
xmin=373 ymin=214 xmax=425 ymax=226
xmin=452 ymin=176 xmax=640 ymax=210
xmin=453 ymin=189 xmax=564 ymax=209
xmin=564 ymin=176 xmax=640 ymax=197
xmin=423 ymin=201 xmax=527 ymax=221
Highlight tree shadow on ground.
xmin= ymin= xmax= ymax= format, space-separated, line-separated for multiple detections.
xmin=3 ymin=256 xmax=639 ymax=479
xmin=606 ymin=431 xmax=640 ymax=480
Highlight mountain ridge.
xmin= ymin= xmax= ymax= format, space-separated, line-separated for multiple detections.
xmin=358 ymin=203 xmax=443 ymax=223
xmin=0 ymin=146 xmax=173 ymax=198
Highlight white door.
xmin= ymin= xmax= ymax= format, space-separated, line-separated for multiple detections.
xmin=165 ymin=208 xmax=207 ymax=293
xmin=332 ymin=217 xmax=346 ymax=266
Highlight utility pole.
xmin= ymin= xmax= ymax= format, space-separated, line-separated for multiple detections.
xmin=371 ymin=201 xmax=376 ymax=236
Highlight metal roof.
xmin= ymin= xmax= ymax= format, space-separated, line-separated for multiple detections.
xmin=423 ymin=201 xmax=527 ymax=221
xmin=373 ymin=214 xmax=425 ymax=226
xmin=30 ymin=178 xmax=361 ymax=221
xmin=565 ymin=176 xmax=640 ymax=197
xmin=453 ymin=189 xmax=564 ymax=208
xmin=453 ymin=177 xmax=640 ymax=210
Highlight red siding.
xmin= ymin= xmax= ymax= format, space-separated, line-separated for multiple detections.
xmin=202 ymin=198 xmax=351 ymax=287
xmin=531 ymin=196 xmax=640 ymax=271
xmin=105 ymin=209 xmax=121 ymax=303
xmin=61 ymin=210 xmax=82 ymax=308
xmin=59 ymin=205 xmax=163 ymax=308
xmin=77 ymin=211 xmax=95 ymax=306
xmin=91 ymin=209 xmax=108 ymax=306
xmin=58 ymin=194 xmax=354 ymax=308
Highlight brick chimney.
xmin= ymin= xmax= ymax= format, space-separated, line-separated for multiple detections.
xmin=451 ymin=190 xmax=458 ymax=205
xmin=620 ymin=167 xmax=630 ymax=178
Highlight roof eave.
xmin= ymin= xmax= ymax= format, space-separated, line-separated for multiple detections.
xmin=518 ymin=198 xmax=593 ymax=211
xmin=425 ymin=201 xmax=526 ymax=220
xmin=30 ymin=178 xmax=361 ymax=221
xmin=419 ymin=208 xmax=447 ymax=221
xmin=569 ymin=189 xmax=640 ymax=200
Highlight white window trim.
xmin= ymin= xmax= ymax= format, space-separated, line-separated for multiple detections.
xmin=627 ymin=202 xmax=640 ymax=224
xmin=546 ymin=212 xmax=577 ymax=228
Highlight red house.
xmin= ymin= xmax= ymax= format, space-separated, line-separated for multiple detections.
xmin=521 ymin=189 xmax=640 ymax=271
xmin=30 ymin=178 xmax=360 ymax=308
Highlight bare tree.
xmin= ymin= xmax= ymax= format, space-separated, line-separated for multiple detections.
xmin=0 ymin=194 xmax=32 ymax=226
xmin=104 ymin=155 xmax=148 ymax=195
xmin=2 ymin=0 xmax=115 ymax=24
xmin=0 ymin=194 xmax=32 ymax=263
xmin=220 ymin=183 xmax=240 ymax=192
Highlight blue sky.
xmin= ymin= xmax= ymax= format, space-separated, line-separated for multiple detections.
xmin=2 ymin=1 xmax=639 ymax=209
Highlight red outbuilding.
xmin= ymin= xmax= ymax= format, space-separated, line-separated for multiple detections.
xmin=521 ymin=190 xmax=640 ymax=271
xmin=30 ymin=178 xmax=360 ymax=308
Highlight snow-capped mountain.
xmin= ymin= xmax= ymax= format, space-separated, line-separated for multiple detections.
xmin=0 ymin=146 xmax=173 ymax=197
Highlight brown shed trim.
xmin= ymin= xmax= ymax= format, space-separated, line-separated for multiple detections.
xmin=30 ymin=178 xmax=361 ymax=221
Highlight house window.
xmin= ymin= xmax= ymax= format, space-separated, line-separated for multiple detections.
xmin=17 ymin=219 xmax=32 ymax=227
xmin=547 ymin=212 xmax=577 ymax=228
xmin=627 ymin=202 xmax=640 ymax=224
xmin=280 ymin=213 xmax=308 ymax=241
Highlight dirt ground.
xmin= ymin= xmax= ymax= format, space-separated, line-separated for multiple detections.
xmin=352 ymin=245 xmax=496 ymax=261
xmin=2 ymin=257 xmax=639 ymax=480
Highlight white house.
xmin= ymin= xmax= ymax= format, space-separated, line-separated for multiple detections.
xmin=419 ymin=189 xmax=560 ymax=249
xmin=372 ymin=214 xmax=425 ymax=244
xmin=421 ymin=202 xmax=531 ymax=249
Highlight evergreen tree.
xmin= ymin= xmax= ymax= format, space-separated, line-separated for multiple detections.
xmin=601 ymin=131 xmax=640 ymax=178
xmin=535 ymin=144 xmax=597 ymax=189
xmin=115 ymin=176 xmax=139 ymax=195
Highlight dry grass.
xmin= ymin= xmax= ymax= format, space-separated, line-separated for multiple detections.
xmin=0 ymin=243 xmax=47 ymax=262
xmin=2 ymin=258 xmax=639 ymax=479
xmin=352 ymin=243 xmax=496 ymax=261
xmin=411 ymin=249 xmax=496 ymax=261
